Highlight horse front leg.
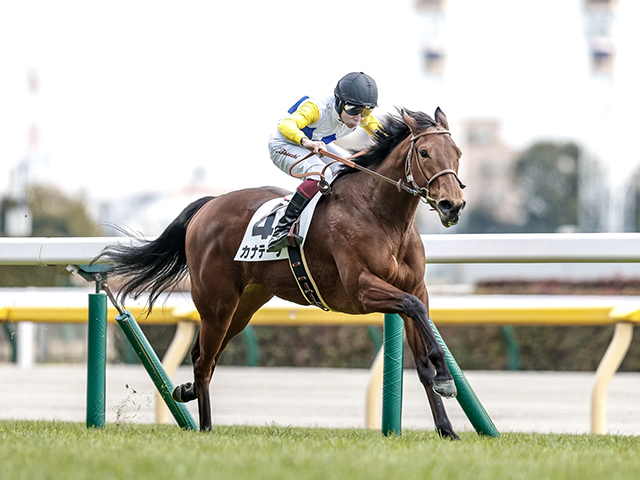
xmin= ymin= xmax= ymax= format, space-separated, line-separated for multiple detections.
xmin=356 ymin=275 xmax=456 ymax=399
xmin=401 ymin=294 xmax=456 ymax=398
xmin=405 ymin=319 xmax=459 ymax=440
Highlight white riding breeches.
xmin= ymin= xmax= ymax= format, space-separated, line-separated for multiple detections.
xmin=268 ymin=138 xmax=349 ymax=182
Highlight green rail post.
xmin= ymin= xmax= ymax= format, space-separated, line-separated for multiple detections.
xmin=382 ymin=313 xmax=404 ymax=436
xmin=115 ymin=310 xmax=198 ymax=430
xmin=367 ymin=326 xmax=384 ymax=352
xmin=500 ymin=326 xmax=520 ymax=371
xmin=241 ymin=325 xmax=259 ymax=367
xmin=86 ymin=285 xmax=107 ymax=429
xmin=429 ymin=319 xmax=500 ymax=437
xmin=3 ymin=324 xmax=17 ymax=363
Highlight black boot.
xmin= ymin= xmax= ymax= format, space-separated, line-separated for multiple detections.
xmin=267 ymin=192 xmax=311 ymax=252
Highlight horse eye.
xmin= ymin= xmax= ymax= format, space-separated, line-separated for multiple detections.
xmin=419 ymin=149 xmax=429 ymax=158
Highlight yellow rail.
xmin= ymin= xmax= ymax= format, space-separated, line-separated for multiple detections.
xmin=0 ymin=305 xmax=185 ymax=325
xmin=2 ymin=303 xmax=628 ymax=327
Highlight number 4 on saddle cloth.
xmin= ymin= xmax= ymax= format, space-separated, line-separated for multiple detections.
xmin=233 ymin=193 xmax=330 ymax=311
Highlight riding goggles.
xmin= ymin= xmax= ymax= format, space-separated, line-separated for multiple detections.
xmin=343 ymin=104 xmax=374 ymax=117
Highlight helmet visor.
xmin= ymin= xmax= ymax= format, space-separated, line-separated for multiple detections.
xmin=343 ymin=104 xmax=373 ymax=117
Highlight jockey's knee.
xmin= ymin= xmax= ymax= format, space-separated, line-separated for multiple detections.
xmin=297 ymin=179 xmax=320 ymax=199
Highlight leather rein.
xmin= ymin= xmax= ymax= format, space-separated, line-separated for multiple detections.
xmin=289 ymin=128 xmax=465 ymax=204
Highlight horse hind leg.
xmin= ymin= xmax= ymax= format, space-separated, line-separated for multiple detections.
xmin=172 ymin=285 xmax=274 ymax=430
xmin=172 ymin=332 xmax=201 ymax=403
xmin=175 ymin=279 xmax=242 ymax=431
xmin=405 ymin=319 xmax=460 ymax=440
xmin=190 ymin=305 xmax=241 ymax=432
xmin=214 ymin=285 xmax=274 ymax=359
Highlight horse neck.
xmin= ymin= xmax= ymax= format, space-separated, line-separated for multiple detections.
xmin=363 ymin=136 xmax=421 ymax=230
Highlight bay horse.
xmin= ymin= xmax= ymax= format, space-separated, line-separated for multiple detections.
xmin=95 ymin=108 xmax=466 ymax=438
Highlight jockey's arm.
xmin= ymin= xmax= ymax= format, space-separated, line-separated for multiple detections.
xmin=278 ymin=102 xmax=321 ymax=145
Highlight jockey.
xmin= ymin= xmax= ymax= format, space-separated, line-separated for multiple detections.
xmin=267 ymin=71 xmax=381 ymax=252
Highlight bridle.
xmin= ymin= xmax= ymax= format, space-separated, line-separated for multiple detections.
xmin=404 ymin=128 xmax=466 ymax=205
xmin=288 ymin=128 xmax=465 ymax=205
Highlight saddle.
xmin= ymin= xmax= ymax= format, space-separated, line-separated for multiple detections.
xmin=233 ymin=194 xmax=331 ymax=311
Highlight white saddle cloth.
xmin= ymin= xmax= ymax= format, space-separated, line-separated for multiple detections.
xmin=233 ymin=192 xmax=322 ymax=262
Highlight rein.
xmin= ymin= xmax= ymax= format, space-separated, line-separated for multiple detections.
xmin=288 ymin=128 xmax=464 ymax=203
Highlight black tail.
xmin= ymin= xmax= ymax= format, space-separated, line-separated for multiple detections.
xmin=93 ymin=196 xmax=214 ymax=312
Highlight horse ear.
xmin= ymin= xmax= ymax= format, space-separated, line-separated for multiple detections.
xmin=402 ymin=110 xmax=420 ymax=136
xmin=435 ymin=107 xmax=449 ymax=130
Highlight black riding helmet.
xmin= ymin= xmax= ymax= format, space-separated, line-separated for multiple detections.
xmin=334 ymin=72 xmax=378 ymax=117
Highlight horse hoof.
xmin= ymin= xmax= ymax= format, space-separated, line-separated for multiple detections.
xmin=433 ymin=379 xmax=457 ymax=399
xmin=172 ymin=383 xmax=191 ymax=403
xmin=172 ymin=385 xmax=184 ymax=402
xmin=438 ymin=429 xmax=461 ymax=441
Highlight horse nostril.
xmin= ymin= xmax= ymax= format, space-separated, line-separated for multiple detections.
xmin=437 ymin=200 xmax=454 ymax=215
xmin=460 ymin=201 xmax=466 ymax=212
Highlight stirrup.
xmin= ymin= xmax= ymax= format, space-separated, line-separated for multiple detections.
xmin=267 ymin=233 xmax=301 ymax=252
xmin=267 ymin=223 xmax=302 ymax=252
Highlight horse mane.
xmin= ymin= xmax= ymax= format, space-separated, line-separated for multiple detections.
xmin=334 ymin=108 xmax=438 ymax=179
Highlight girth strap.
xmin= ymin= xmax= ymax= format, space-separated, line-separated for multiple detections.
xmin=287 ymin=245 xmax=331 ymax=311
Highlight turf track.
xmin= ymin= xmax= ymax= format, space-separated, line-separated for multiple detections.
xmin=1 ymin=421 xmax=639 ymax=480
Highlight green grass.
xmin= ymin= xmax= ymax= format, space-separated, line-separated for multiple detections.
xmin=1 ymin=421 xmax=639 ymax=480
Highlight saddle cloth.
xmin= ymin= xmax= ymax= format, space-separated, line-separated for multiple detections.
xmin=233 ymin=192 xmax=322 ymax=262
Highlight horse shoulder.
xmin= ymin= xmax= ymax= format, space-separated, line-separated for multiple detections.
xmin=393 ymin=224 xmax=426 ymax=279
xmin=324 ymin=226 xmax=416 ymax=302
xmin=309 ymin=194 xmax=426 ymax=310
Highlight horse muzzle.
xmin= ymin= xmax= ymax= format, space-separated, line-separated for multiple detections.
xmin=436 ymin=199 xmax=466 ymax=227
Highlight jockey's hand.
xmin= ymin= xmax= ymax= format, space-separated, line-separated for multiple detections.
xmin=301 ymin=138 xmax=326 ymax=155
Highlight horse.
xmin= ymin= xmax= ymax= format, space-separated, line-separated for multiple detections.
xmin=94 ymin=107 xmax=466 ymax=438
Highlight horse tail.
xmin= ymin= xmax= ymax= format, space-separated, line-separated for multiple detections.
xmin=93 ymin=196 xmax=214 ymax=312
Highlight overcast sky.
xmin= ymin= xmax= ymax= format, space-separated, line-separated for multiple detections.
xmin=1 ymin=0 xmax=639 ymax=202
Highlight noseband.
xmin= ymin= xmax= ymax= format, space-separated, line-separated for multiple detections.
xmin=403 ymin=129 xmax=466 ymax=205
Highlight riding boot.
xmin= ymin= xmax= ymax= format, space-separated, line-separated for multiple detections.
xmin=267 ymin=191 xmax=312 ymax=252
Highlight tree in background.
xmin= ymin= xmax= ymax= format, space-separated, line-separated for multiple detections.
xmin=0 ymin=184 xmax=99 ymax=287
xmin=460 ymin=141 xmax=584 ymax=234
xmin=27 ymin=184 xmax=98 ymax=237
xmin=459 ymin=204 xmax=523 ymax=234
xmin=514 ymin=141 xmax=580 ymax=233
